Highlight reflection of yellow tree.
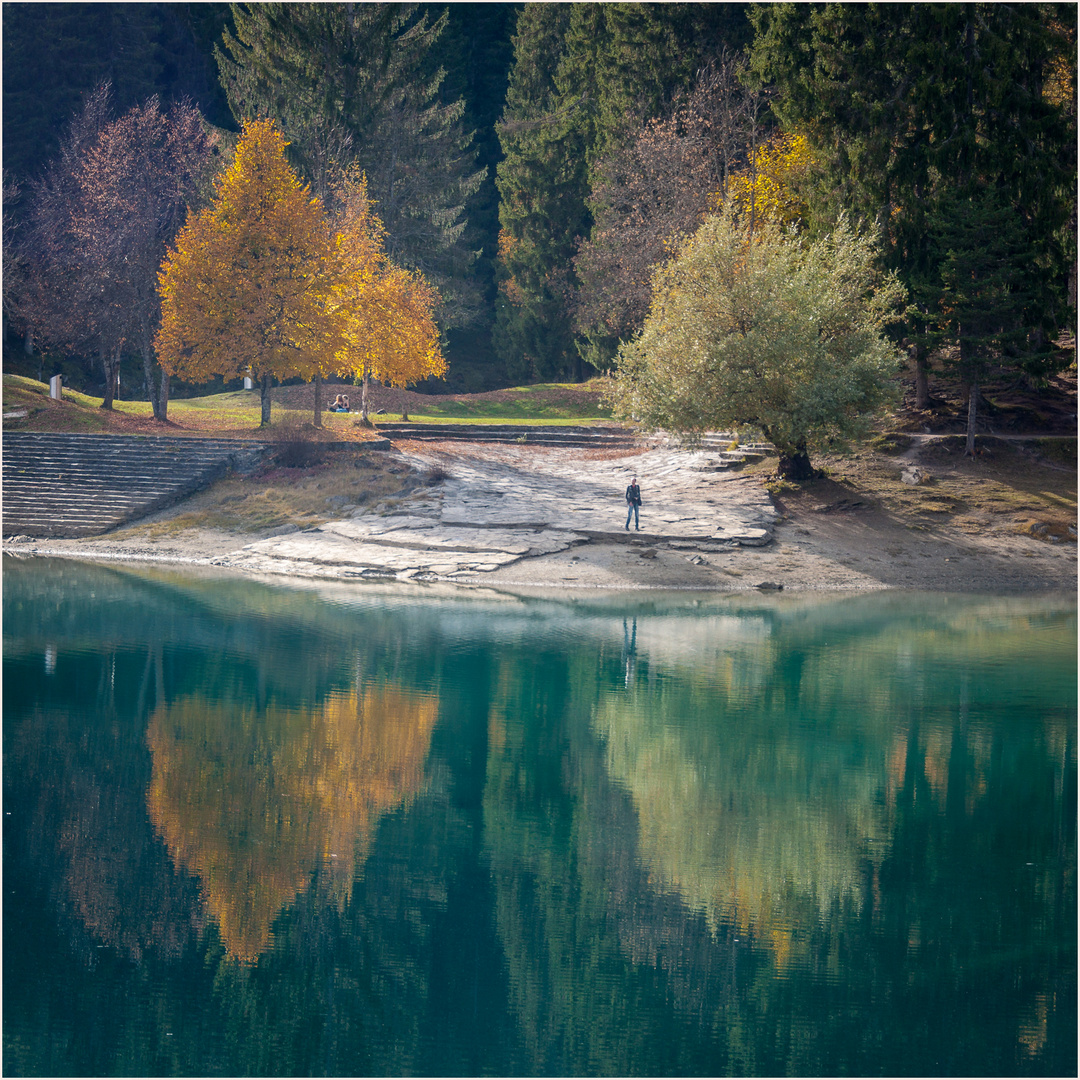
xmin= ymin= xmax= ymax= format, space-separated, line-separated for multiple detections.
xmin=147 ymin=684 xmax=437 ymax=963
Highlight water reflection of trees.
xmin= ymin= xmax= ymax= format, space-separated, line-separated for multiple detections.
xmin=4 ymin=633 xmax=207 ymax=971
xmin=483 ymin=598 xmax=1077 ymax=1076
xmin=4 ymin=559 xmax=1075 ymax=1077
xmin=597 ymin=596 xmax=1076 ymax=932
xmin=4 ymin=558 xmax=494 ymax=1076
xmin=484 ymin=645 xmax=734 ymax=1075
xmin=6 ymin=705 xmax=207 ymax=971
xmin=146 ymin=684 xmax=438 ymax=962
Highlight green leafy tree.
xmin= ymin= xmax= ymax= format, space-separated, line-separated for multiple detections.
xmin=216 ymin=2 xmax=486 ymax=330
xmin=612 ymin=205 xmax=906 ymax=479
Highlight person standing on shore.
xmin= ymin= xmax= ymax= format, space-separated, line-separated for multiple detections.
xmin=625 ymin=477 xmax=642 ymax=530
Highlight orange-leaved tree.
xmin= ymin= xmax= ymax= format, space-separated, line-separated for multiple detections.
xmin=155 ymin=118 xmax=344 ymax=426
xmin=331 ymin=169 xmax=445 ymax=425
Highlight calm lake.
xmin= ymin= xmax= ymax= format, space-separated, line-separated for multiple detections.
xmin=3 ymin=556 xmax=1076 ymax=1077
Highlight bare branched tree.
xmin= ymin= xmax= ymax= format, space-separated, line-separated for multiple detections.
xmin=573 ymin=54 xmax=767 ymax=362
xmin=26 ymin=85 xmax=215 ymax=417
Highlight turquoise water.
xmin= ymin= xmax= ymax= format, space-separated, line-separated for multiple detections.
xmin=3 ymin=556 xmax=1076 ymax=1077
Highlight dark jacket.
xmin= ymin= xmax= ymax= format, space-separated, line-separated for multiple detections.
xmin=625 ymin=484 xmax=641 ymax=506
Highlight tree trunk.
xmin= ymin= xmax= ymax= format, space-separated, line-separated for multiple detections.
xmin=260 ymin=372 xmax=272 ymax=426
xmin=965 ymin=376 xmax=978 ymax=456
xmin=358 ymin=367 xmax=374 ymax=428
xmin=912 ymin=345 xmax=931 ymax=410
xmin=772 ymin=435 xmax=816 ymax=481
xmin=314 ymin=373 xmax=323 ymax=428
xmin=776 ymin=448 xmax=816 ymax=481
xmin=100 ymin=343 xmax=120 ymax=410
xmin=141 ymin=350 xmax=155 ymax=415
xmin=140 ymin=342 xmax=168 ymax=421
xmin=958 ymin=327 xmax=978 ymax=456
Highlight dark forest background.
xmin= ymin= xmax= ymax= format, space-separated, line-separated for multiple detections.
xmin=2 ymin=2 xmax=1075 ymax=403
xmin=2 ymin=2 xmax=520 ymax=392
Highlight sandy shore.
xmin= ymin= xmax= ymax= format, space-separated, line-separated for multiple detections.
xmin=480 ymin=514 xmax=1078 ymax=593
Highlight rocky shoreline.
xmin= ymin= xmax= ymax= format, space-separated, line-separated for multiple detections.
xmin=5 ymin=441 xmax=1075 ymax=594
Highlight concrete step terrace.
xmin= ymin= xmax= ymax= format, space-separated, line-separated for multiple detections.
xmin=3 ymin=432 xmax=270 ymax=538
xmin=370 ymin=422 xmax=641 ymax=447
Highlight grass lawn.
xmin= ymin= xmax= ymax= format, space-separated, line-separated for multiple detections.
xmin=2 ymin=374 xmax=615 ymax=437
xmin=402 ymin=383 xmax=612 ymax=421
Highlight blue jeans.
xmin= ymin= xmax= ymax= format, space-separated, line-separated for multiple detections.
xmin=626 ymin=502 xmax=639 ymax=529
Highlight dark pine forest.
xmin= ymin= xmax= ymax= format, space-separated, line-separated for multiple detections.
xmin=2 ymin=2 xmax=1076 ymax=412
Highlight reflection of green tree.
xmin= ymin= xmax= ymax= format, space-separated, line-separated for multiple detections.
xmin=717 ymin=705 xmax=1077 ymax=1077
xmin=481 ymin=595 xmax=1075 ymax=1076
xmin=594 ymin=663 xmax=887 ymax=956
xmin=594 ymin=600 xmax=1077 ymax=1075
xmin=484 ymin=647 xmax=727 ymax=1075
xmin=597 ymin=596 xmax=1076 ymax=938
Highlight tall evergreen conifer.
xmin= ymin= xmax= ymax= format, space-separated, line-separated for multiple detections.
xmin=494 ymin=3 xmax=585 ymax=381
xmin=216 ymin=3 xmax=486 ymax=330
xmin=436 ymin=4 xmax=517 ymax=388
xmin=751 ymin=4 xmax=1076 ymax=405
xmin=3 ymin=3 xmax=229 ymax=184
xmin=495 ymin=2 xmax=751 ymax=381
xmin=918 ymin=186 xmax=1042 ymax=453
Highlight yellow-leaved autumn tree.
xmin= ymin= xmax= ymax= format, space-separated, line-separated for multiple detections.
xmin=331 ymin=169 xmax=445 ymax=425
xmin=155 ymin=118 xmax=344 ymax=427
xmin=723 ymin=131 xmax=816 ymax=231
